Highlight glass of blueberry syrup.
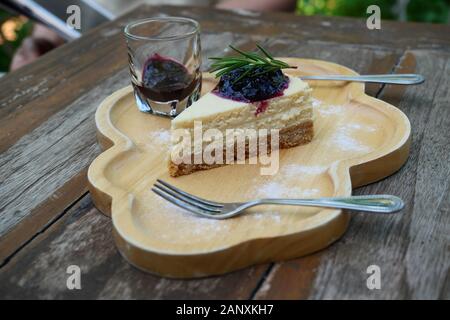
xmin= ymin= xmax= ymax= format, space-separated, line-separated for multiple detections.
xmin=125 ymin=17 xmax=202 ymax=117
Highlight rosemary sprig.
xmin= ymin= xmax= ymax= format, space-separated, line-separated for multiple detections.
xmin=209 ymin=44 xmax=297 ymax=83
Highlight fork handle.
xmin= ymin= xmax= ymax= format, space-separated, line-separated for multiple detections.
xmin=300 ymin=74 xmax=424 ymax=85
xmin=258 ymin=195 xmax=404 ymax=213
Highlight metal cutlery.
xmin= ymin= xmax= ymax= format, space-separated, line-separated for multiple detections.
xmin=300 ymin=73 xmax=424 ymax=85
xmin=152 ymin=179 xmax=404 ymax=220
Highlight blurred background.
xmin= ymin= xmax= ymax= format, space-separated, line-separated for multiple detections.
xmin=0 ymin=0 xmax=449 ymax=76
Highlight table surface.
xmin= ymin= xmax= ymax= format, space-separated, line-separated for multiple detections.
xmin=0 ymin=5 xmax=449 ymax=300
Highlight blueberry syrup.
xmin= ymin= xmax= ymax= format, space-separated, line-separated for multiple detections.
xmin=212 ymin=67 xmax=289 ymax=116
xmin=254 ymin=100 xmax=269 ymax=116
xmin=138 ymin=53 xmax=199 ymax=102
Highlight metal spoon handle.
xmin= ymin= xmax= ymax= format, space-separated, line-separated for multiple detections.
xmin=301 ymin=74 xmax=425 ymax=85
xmin=259 ymin=195 xmax=404 ymax=213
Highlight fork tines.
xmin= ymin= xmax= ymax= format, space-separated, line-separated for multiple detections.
xmin=152 ymin=179 xmax=223 ymax=216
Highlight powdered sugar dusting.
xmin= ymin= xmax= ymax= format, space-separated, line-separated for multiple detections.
xmin=252 ymin=212 xmax=282 ymax=223
xmin=149 ymin=129 xmax=170 ymax=144
xmin=136 ymin=97 xmax=379 ymax=240
xmin=299 ymin=188 xmax=321 ymax=197
xmin=256 ymin=181 xmax=322 ymax=199
xmin=346 ymin=122 xmax=378 ymax=132
xmin=312 ymin=98 xmax=344 ymax=115
xmin=311 ymin=97 xmax=322 ymax=108
xmin=141 ymin=191 xmax=290 ymax=242
xmin=141 ymin=194 xmax=230 ymax=243
xmin=311 ymin=98 xmax=378 ymax=153
xmin=282 ymin=164 xmax=327 ymax=176
xmin=146 ymin=129 xmax=170 ymax=151
xmin=318 ymin=104 xmax=345 ymax=116
xmin=328 ymin=123 xmax=374 ymax=153
xmin=258 ymin=182 xmax=292 ymax=198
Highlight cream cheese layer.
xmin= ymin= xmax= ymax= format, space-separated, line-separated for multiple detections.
xmin=172 ymin=76 xmax=312 ymax=131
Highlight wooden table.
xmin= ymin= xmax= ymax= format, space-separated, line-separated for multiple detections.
xmin=0 ymin=5 xmax=449 ymax=300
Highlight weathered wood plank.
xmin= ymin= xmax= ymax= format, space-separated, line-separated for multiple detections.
xmin=254 ymin=50 xmax=450 ymax=300
xmin=0 ymin=39 xmax=400 ymax=298
xmin=0 ymin=70 xmax=127 ymax=264
xmin=0 ymin=32 xmax=258 ymax=264
xmin=0 ymin=194 xmax=267 ymax=299
xmin=2 ymin=5 xmax=448 ymax=154
xmin=1 ymin=5 xmax=448 ymax=299
xmin=0 ymin=14 xmax=398 ymax=264
xmin=0 ymin=170 xmax=88 ymax=265
xmin=148 ymin=6 xmax=450 ymax=50
xmin=0 ymin=22 xmax=125 ymax=154
xmin=251 ymin=40 xmax=402 ymax=300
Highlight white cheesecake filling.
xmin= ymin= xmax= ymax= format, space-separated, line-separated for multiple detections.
xmin=169 ymin=75 xmax=313 ymax=158
xmin=172 ymin=76 xmax=312 ymax=130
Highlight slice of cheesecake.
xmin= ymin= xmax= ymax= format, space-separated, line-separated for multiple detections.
xmin=168 ymin=74 xmax=314 ymax=177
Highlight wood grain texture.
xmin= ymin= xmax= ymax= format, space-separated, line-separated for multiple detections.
xmin=0 ymin=70 xmax=129 ymax=264
xmin=0 ymin=27 xmax=399 ymax=265
xmin=0 ymin=30 xmax=256 ymax=264
xmin=88 ymin=59 xmax=410 ymax=278
xmin=0 ymin=4 xmax=448 ymax=298
xmin=138 ymin=6 xmax=450 ymax=50
xmin=254 ymin=50 xmax=450 ymax=300
xmin=0 ymin=194 xmax=267 ymax=299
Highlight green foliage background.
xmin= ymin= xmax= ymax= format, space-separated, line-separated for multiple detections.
xmin=297 ymin=0 xmax=450 ymax=23
xmin=0 ymin=0 xmax=449 ymax=73
xmin=0 ymin=11 xmax=32 ymax=73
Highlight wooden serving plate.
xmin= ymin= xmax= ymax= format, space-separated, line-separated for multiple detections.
xmin=88 ymin=58 xmax=411 ymax=278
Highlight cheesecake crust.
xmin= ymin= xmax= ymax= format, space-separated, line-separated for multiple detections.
xmin=168 ymin=120 xmax=314 ymax=177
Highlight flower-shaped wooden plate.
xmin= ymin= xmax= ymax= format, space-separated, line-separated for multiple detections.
xmin=88 ymin=58 xmax=411 ymax=278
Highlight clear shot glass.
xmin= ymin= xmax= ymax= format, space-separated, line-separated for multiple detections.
xmin=125 ymin=17 xmax=202 ymax=117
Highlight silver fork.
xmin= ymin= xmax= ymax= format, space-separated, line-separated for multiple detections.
xmin=152 ymin=180 xmax=404 ymax=220
xmin=300 ymin=74 xmax=425 ymax=85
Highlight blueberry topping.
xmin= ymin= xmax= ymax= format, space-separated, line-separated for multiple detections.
xmin=213 ymin=67 xmax=289 ymax=102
